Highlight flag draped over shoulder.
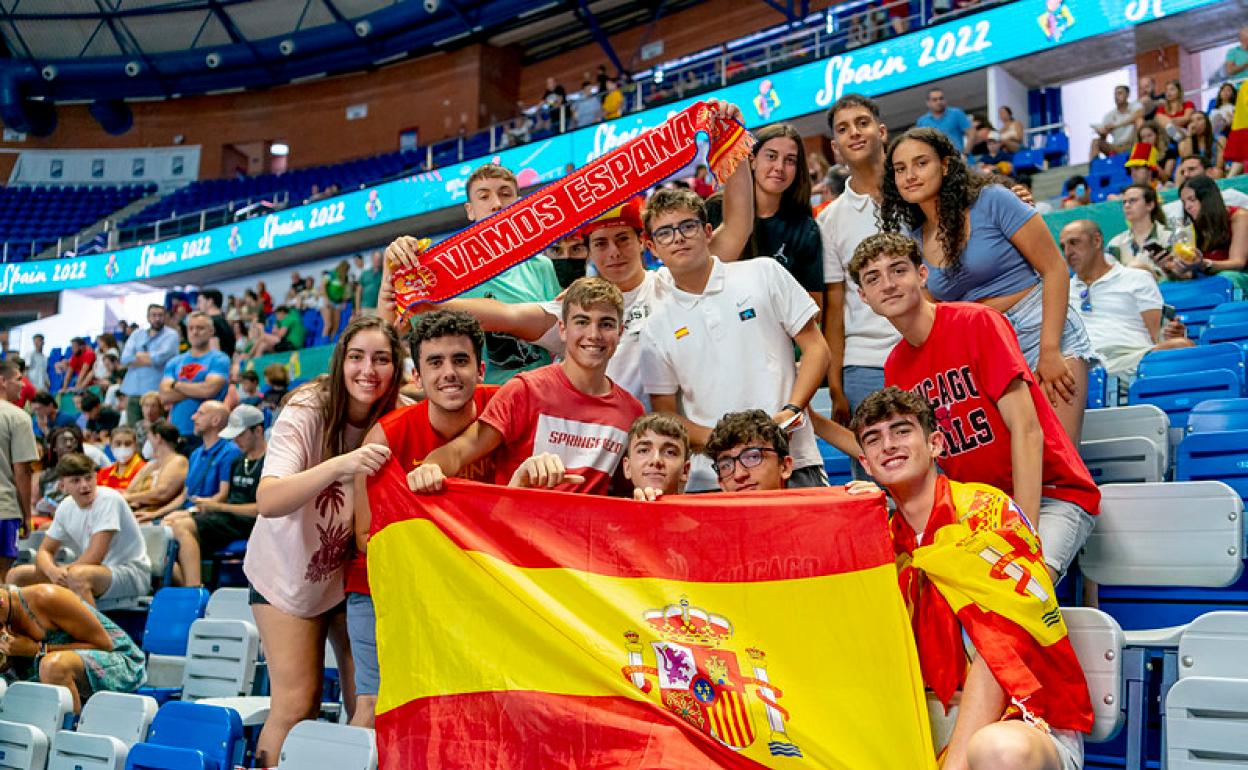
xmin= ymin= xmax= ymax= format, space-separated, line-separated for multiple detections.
xmin=367 ymin=460 xmax=937 ymax=770
xmin=1225 ymin=80 xmax=1248 ymax=164
xmin=392 ymin=100 xmax=752 ymax=315
xmin=893 ymin=477 xmax=1093 ymax=734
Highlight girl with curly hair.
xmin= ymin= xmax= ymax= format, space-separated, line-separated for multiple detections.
xmin=878 ymin=127 xmax=1095 ymax=440
xmin=243 ymin=314 xmax=407 ymax=764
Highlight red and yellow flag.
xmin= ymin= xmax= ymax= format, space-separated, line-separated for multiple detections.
xmin=894 ymin=477 xmax=1093 ymax=734
xmin=1225 ymin=81 xmax=1248 ymax=164
xmin=367 ymin=461 xmax=937 ymax=769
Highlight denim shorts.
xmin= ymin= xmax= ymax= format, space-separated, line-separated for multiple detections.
xmin=1003 ymin=284 xmax=1098 ymax=370
xmin=1037 ymin=497 xmax=1097 ymax=579
xmin=842 ymin=366 xmax=886 ymax=481
xmin=0 ymin=519 xmax=20 ymax=559
xmin=346 ymin=593 xmax=380 ymax=697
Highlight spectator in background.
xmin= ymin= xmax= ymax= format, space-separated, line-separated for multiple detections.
xmin=1061 ymin=175 xmax=1091 ymax=209
xmin=0 ymin=583 xmax=145 ymax=713
xmin=1063 ymin=219 xmax=1192 ymax=381
xmin=238 ymin=370 xmax=263 ymax=406
xmin=546 ymin=236 xmax=589 ymax=289
xmin=1163 ymin=156 xmax=1248 ymax=221
xmin=1091 ymin=85 xmax=1140 ymax=159
xmin=691 ymin=164 xmax=714 ymax=198
xmin=915 ymin=87 xmax=973 ymax=152
xmin=30 ymin=392 xmax=75 ymax=439
xmin=8 ymin=453 xmax=150 ymax=608
xmin=1107 ymin=183 xmax=1171 ymax=277
xmin=1223 ymin=26 xmax=1248 ymax=80
xmin=160 ymin=312 xmax=230 ymax=455
xmin=1162 ymin=175 xmax=1248 ymax=292
xmin=1135 ymin=120 xmax=1178 ymax=181
xmin=154 ymin=400 xmax=240 ymax=519
xmin=261 ymin=363 xmax=290 ymax=411
xmin=707 ymin=123 xmax=826 ymax=308
xmin=1212 ymin=83 xmax=1238 ymax=137
xmin=257 ymin=281 xmax=274 ymax=316
xmin=1134 ymin=75 xmax=1163 ymax=124
xmin=119 ymin=304 xmax=181 ymax=428
xmin=997 ymin=105 xmax=1025 ymax=153
xmin=251 ymin=306 xmax=306 ymax=359
xmin=356 ymin=251 xmax=384 ymax=313
xmin=197 ymin=289 xmax=236 ymax=358
xmin=25 ymin=334 xmax=49 ymax=393
xmin=166 ymin=404 xmax=265 ymax=587
xmin=75 ymin=392 xmax=119 ymax=444
xmin=321 ymin=260 xmax=353 ymax=339
xmin=123 ymin=420 xmax=187 ymax=519
xmin=133 ymin=392 xmax=167 ymax=456
xmin=705 ymin=410 xmax=794 ymax=493
xmin=1155 ymin=79 xmax=1195 ymax=140
xmin=96 ymin=426 xmax=144 ymax=491
xmin=601 ymin=78 xmax=624 ymax=120
xmin=574 ymin=81 xmax=601 ymax=128
xmin=975 ymin=131 xmax=1013 ymax=171
xmin=1180 ymin=111 xmax=1224 ymax=174
xmin=966 ymin=113 xmax=992 ymax=156
xmin=0 ymin=359 xmax=37 ymax=575
xmin=8 ymin=356 xmax=36 ymax=409
xmin=57 ymin=338 xmax=95 ymax=394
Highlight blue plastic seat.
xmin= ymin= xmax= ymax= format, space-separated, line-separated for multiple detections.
xmin=1137 ymin=343 xmax=1245 ymax=390
xmin=1161 ymin=275 xmax=1236 ymax=305
xmin=141 ymin=588 xmax=210 ymax=654
xmin=816 ymin=439 xmax=852 ymax=485
xmin=124 ymin=702 xmax=243 ymax=770
xmin=1207 ymin=301 xmax=1248 ymax=330
xmin=1187 ymin=398 xmax=1248 ymax=434
xmin=1201 ymin=321 xmax=1248 ymax=350
xmin=1128 ymin=368 xmax=1242 ymax=428
xmin=1087 ymin=365 xmax=1108 ymax=408
xmin=1177 ymin=430 xmax=1248 ymax=502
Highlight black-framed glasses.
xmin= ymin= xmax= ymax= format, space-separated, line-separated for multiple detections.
xmin=1079 ymin=287 xmax=1092 ymax=313
xmin=650 ymin=218 xmax=704 ymax=245
xmin=713 ymin=447 xmax=779 ymax=480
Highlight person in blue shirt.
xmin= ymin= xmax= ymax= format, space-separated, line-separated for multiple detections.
xmin=30 ymin=392 xmax=76 ymax=439
xmin=915 ymin=88 xmax=974 ymax=153
xmin=119 ymin=304 xmax=181 ymax=427
xmin=167 ymin=400 xmax=240 ymax=515
xmin=159 ymin=312 xmax=230 ymax=455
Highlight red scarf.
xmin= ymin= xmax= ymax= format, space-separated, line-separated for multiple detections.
xmin=393 ymin=101 xmax=751 ymax=316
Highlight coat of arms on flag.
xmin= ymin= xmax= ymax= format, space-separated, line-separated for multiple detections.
xmin=622 ymin=598 xmax=801 ymax=757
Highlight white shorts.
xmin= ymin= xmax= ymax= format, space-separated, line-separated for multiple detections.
xmin=1050 ymin=727 xmax=1084 ymax=770
xmin=100 ymin=560 xmax=151 ymax=601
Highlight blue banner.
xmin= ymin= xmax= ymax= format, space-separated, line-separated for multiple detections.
xmin=0 ymin=0 xmax=1218 ymax=296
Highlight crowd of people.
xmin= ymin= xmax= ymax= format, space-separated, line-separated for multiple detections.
xmin=1 ymin=68 xmax=1245 ymax=768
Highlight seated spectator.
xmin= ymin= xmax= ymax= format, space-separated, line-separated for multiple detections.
xmin=87 ymin=334 xmax=121 ymax=392
xmin=33 ymin=425 xmax=109 ymax=521
xmin=705 ymin=410 xmax=793 ymax=493
xmin=1060 ymin=175 xmax=1091 ymax=209
xmin=1155 ymin=79 xmax=1195 ymax=139
xmin=1136 ymin=120 xmax=1178 ymax=180
xmin=124 ymin=420 xmax=188 ymax=520
xmin=691 ymin=164 xmax=714 ymax=198
xmin=1161 ymin=176 xmax=1248 ymax=292
xmin=1122 ymin=142 xmax=1161 ymax=187
xmin=238 ymin=370 xmax=263 ymax=406
xmin=251 ymin=306 xmax=305 ymax=358
xmin=133 ymin=392 xmax=167 ymax=454
xmin=851 ymin=387 xmax=1092 ymax=770
xmin=0 ymin=583 xmax=145 ymax=712
xmin=1211 ymin=83 xmax=1237 ymax=138
xmin=7 ymin=453 xmax=151 ymax=607
xmin=998 ymin=105 xmax=1025 ymax=153
xmin=601 ymin=79 xmax=624 ymax=120
xmin=975 ymin=131 xmax=1012 ymax=172
xmin=30 ymin=391 xmax=75 ymax=439
xmin=1107 ymin=183 xmax=1171 ymax=276
xmin=56 ymin=338 xmax=96 ymax=394
xmin=75 ymin=391 xmax=120 ymax=443
xmin=158 ymin=401 xmax=240 ymax=517
xmin=166 ymin=404 xmax=265 ymax=587
xmin=1163 ymin=156 xmax=1248 ymax=221
xmin=1180 ymin=111 xmax=1225 ymax=176
xmin=261 ymin=363 xmax=290 ymax=410
xmin=96 ymin=427 xmax=145 ymax=491
xmin=1091 ymin=85 xmax=1140 ymax=159
xmin=1063 ymin=220 xmax=1193 ymax=381
xmin=622 ymin=413 xmax=690 ymax=500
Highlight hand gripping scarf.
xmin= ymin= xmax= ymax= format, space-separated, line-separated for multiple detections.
xmin=392 ymin=101 xmax=751 ymax=319
xmin=892 ymin=476 xmax=1093 ymax=734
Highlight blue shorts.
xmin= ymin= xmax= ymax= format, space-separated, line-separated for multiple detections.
xmin=0 ymin=519 xmax=20 ymax=559
xmin=346 ymin=593 xmax=379 ymax=697
xmin=1003 ymin=284 xmax=1098 ymax=370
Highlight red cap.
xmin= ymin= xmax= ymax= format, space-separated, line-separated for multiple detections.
xmin=577 ymin=196 xmax=645 ymax=238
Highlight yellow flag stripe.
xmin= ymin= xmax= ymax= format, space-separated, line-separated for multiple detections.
xmin=371 ymin=517 xmax=937 ymax=770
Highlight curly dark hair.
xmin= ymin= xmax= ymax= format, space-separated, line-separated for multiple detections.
xmin=410 ymin=309 xmax=486 ymax=364
xmin=703 ymin=409 xmax=789 ymax=461
xmin=878 ymin=127 xmax=989 ymax=276
xmin=850 ymin=386 xmax=936 ymax=440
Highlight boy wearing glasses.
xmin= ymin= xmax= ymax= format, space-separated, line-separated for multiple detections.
xmin=640 ymin=188 xmax=831 ymax=491
xmin=705 ymin=410 xmax=793 ymax=493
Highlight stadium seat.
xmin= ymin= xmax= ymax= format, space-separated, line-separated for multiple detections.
xmin=815 ymin=439 xmax=851 ymax=485
xmin=97 ymin=525 xmax=172 ymax=612
xmin=123 ymin=702 xmax=243 ymax=770
xmin=205 ymin=588 xmax=253 ymax=625
xmin=1164 ymin=612 xmax=1248 ymax=769
xmin=276 ymin=721 xmax=377 ymax=770
xmin=1136 ymin=342 xmax=1246 ymax=386
xmin=137 ymin=588 xmax=210 ymax=694
xmin=1128 ymin=368 xmax=1241 ymax=430
xmin=1207 ymin=300 xmax=1248 ymax=329
xmin=181 ymin=619 xmax=270 ymax=726
xmin=1081 ymin=404 xmax=1169 ymax=475
xmin=0 ymin=682 xmax=74 ymax=770
xmin=1161 ymin=277 xmax=1238 ymax=338
xmin=49 ymin=692 xmax=159 ymax=770
xmin=1199 ymin=320 xmax=1248 ymax=349
xmin=1079 ymin=437 xmax=1162 ymax=483
xmin=1176 ymin=429 xmax=1248 ymax=502
xmin=1086 ymin=365 xmax=1108 ymax=409
xmin=1186 ymin=398 xmax=1248 ymax=434
xmin=1063 ymin=607 xmax=1126 ymax=743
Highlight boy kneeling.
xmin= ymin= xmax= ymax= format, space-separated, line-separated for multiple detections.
xmin=852 ymin=387 xmax=1092 ymax=770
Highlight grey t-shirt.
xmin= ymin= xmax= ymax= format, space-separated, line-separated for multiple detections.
xmin=0 ymin=400 xmax=38 ymax=521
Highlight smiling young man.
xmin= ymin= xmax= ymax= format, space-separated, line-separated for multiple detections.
xmin=409 ymin=277 xmax=644 ymax=495
xmin=704 ymin=410 xmax=793 ymax=493
xmin=845 ymin=233 xmax=1099 ymax=580
xmin=851 ymin=387 xmax=1091 ymax=770
xmin=639 ymin=188 xmax=831 ymax=491
xmin=622 ymin=412 xmax=690 ymax=500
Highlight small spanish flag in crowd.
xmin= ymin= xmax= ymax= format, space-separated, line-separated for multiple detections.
xmin=366 ymin=461 xmax=936 ymax=769
xmin=1225 ymin=80 xmax=1248 ymax=164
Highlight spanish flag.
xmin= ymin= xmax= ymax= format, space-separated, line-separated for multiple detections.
xmin=1225 ymin=80 xmax=1248 ymax=164
xmin=894 ymin=477 xmax=1093 ymax=733
xmin=367 ymin=461 xmax=936 ymax=769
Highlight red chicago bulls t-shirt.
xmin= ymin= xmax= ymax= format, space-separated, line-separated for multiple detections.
xmin=345 ymin=385 xmax=500 ymax=596
xmin=884 ymin=302 xmax=1099 ymax=515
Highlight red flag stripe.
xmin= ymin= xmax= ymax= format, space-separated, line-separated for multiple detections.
xmin=368 ymin=462 xmax=893 ymax=581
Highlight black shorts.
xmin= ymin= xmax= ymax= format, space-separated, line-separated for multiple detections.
xmin=194 ymin=511 xmax=256 ymax=556
xmin=274 ymin=339 xmax=297 ymax=352
xmin=248 ymin=581 xmax=347 ymax=617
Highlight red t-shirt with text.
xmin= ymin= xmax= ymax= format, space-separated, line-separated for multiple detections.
xmin=479 ymin=363 xmax=644 ymax=496
xmin=884 ymin=302 xmax=1100 ymax=515
xmin=345 ymin=385 xmax=499 ymax=596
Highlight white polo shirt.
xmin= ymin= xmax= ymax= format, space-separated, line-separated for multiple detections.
xmin=535 ymin=270 xmax=666 ymax=406
xmin=641 ymin=256 xmax=821 ymax=489
xmin=1069 ymin=262 xmax=1161 ymax=352
xmin=818 ymin=178 xmax=901 ymax=368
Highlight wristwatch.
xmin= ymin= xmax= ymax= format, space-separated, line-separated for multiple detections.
xmin=782 ymin=403 xmax=803 ymax=415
